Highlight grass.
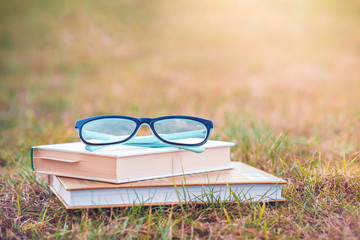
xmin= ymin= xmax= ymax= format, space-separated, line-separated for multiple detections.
xmin=1 ymin=0 xmax=360 ymax=238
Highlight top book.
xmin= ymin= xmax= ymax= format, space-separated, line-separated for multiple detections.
xmin=31 ymin=140 xmax=234 ymax=183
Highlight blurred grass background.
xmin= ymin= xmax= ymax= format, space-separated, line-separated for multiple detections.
xmin=1 ymin=0 xmax=360 ymax=238
xmin=1 ymin=0 xmax=360 ymax=151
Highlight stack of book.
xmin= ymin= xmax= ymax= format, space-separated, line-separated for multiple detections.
xmin=31 ymin=140 xmax=286 ymax=209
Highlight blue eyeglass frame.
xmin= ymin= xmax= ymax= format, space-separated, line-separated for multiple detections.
xmin=75 ymin=115 xmax=213 ymax=150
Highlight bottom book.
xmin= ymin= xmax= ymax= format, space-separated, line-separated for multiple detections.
xmin=49 ymin=162 xmax=287 ymax=209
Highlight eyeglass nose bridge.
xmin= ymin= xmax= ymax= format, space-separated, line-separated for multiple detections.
xmin=138 ymin=118 xmax=153 ymax=125
xmin=137 ymin=118 xmax=155 ymax=135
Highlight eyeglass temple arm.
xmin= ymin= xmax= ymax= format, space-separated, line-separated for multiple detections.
xmin=85 ymin=142 xmax=205 ymax=153
xmin=78 ymin=130 xmax=207 ymax=153
xmin=80 ymin=129 xmax=208 ymax=144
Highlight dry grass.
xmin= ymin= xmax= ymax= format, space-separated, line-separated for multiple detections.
xmin=1 ymin=0 xmax=360 ymax=238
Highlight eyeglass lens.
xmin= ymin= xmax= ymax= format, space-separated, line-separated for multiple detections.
xmin=82 ymin=118 xmax=137 ymax=144
xmin=153 ymin=119 xmax=207 ymax=144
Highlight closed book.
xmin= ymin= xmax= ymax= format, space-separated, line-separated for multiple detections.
xmin=49 ymin=162 xmax=287 ymax=209
xmin=31 ymin=140 xmax=234 ymax=183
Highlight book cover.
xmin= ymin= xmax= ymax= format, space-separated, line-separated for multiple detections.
xmin=31 ymin=140 xmax=234 ymax=183
xmin=49 ymin=162 xmax=287 ymax=209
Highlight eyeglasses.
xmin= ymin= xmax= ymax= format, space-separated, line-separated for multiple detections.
xmin=75 ymin=115 xmax=213 ymax=153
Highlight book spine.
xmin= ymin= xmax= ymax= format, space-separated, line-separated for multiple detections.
xmin=30 ymin=147 xmax=34 ymax=171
